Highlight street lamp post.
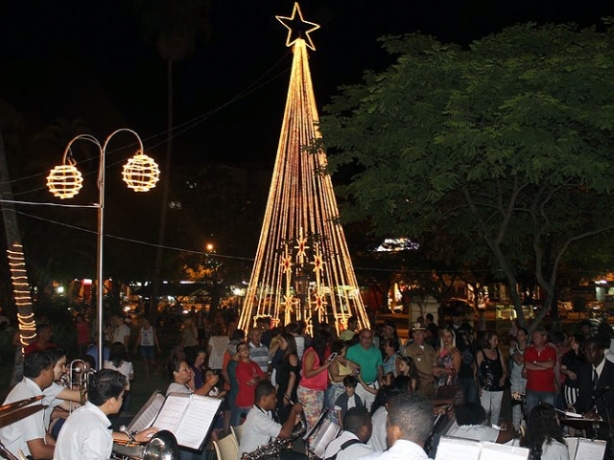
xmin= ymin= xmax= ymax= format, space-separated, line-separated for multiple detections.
xmin=47 ymin=128 xmax=160 ymax=368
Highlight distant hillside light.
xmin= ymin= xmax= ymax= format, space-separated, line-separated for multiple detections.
xmin=47 ymin=163 xmax=84 ymax=199
xmin=122 ymin=152 xmax=160 ymax=191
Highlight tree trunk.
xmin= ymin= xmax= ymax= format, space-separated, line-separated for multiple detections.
xmin=0 ymin=127 xmax=36 ymax=380
xmin=151 ymin=58 xmax=174 ymax=325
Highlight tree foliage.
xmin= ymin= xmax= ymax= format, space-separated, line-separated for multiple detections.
xmin=321 ymin=23 xmax=614 ymax=327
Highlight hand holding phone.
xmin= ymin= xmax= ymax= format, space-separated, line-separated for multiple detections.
xmin=328 ymin=352 xmax=338 ymax=361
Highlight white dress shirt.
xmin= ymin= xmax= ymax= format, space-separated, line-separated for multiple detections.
xmin=367 ymin=406 xmax=388 ymax=452
xmin=324 ymin=430 xmax=372 ymax=460
xmin=55 ymin=401 xmax=112 ymax=460
xmin=358 ymin=439 xmax=428 ymax=460
xmin=0 ymin=377 xmax=46 ymax=458
xmin=238 ymin=406 xmax=281 ymax=460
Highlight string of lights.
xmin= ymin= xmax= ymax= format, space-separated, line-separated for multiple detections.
xmin=6 ymin=244 xmax=35 ymax=346
xmin=238 ymin=3 xmax=370 ymax=334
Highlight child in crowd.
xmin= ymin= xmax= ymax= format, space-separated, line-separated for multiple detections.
xmin=334 ymin=375 xmax=364 ymax=429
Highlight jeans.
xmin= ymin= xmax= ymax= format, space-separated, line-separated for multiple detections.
xmin=458 ymin=377 xmax=478 ymax=404
xmin=510 ymin=378 xmax=527 ymax=430
xmin=525 ymin=390 xmax=556 ymax=417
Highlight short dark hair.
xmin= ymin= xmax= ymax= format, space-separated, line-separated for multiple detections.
xmin=330 ymin=340 xmax=347 ymax=355
xmin=80 ymin=354 xmax=96 ymax=369
xmin=230 ymin=329 xmax=245 ymax=341
xmin=255 ymin=380 xmax=276 ymax=402
xmin=23 ymin=350 xmax=54 ymax=379
xmin=343 ymin=375 xmax=358 ymax=388
xmin=388 ymin=393 xmax=433 ymax=445
xmin=166 ymin=355 xmax=186 ymax=380
xmin=426 ymin=313 xmax=434 ymax=322
xmin=455 ymin=402 xmax=486 ymax=426
xmin=47 ymin=347 xmax=67 ymax=364
xmin=109 ymin=342 xmax=128 ymax=367
xmin=88 ymin=369 xmax=127 ymax=406
xmin=343 ymin=407 xmax=371 ymax=436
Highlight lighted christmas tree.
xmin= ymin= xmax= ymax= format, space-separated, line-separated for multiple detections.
xmin=238 ymin=3 xmax=370 ymax=334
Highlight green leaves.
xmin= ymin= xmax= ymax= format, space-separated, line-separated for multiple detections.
xmin=321 ymin=22 xmax=614 ymax=322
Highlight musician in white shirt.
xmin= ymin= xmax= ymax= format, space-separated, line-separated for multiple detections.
xmin=357 ymin=393 xmax=432 ymax=460
xmin=238 ymin=381 xmax=303 ymax=460
xmin=55 ymin=369 xmax=157 ymax=459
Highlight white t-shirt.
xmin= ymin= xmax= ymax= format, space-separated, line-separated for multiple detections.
xmin=209 ymin=336 xmax=230 ymax=370
xmin=113 ymin=324 xmax=131 ymax=346
xmin=139 ymin=326 xmax=155 ymax=347
xmin=55 ymin=401 xmax=112 ymax=460
xmin=166 ymin=382 xmax=192 ymax=396
xmin=103 ymin=360 xmax=134 ymax=390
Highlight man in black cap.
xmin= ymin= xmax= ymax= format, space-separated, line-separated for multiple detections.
xmin=404 ymin=322 xmax=436 ymax=397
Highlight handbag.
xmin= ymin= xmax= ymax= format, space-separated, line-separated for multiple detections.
xmin=436 ymin=370 xmax=464 ymax=405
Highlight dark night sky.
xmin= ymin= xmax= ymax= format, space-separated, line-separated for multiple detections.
xmin=0 ymin=0 xmax=613 ymax=171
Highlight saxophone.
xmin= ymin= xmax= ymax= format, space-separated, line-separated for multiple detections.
xmin=241 ymin=419 xmax=306 ymax=460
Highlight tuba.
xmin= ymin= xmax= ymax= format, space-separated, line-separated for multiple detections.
xmin=111 ymin=430 xmax=179 ymax=460
xmin=241 ymin=419 xmax=305 ymax=460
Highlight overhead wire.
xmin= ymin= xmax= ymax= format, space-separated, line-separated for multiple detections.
xmin=4 ymin=49 xmax=292 ymax=197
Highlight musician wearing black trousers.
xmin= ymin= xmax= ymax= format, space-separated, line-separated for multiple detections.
xmin=573 ymin=336 xmax=614 ymax=459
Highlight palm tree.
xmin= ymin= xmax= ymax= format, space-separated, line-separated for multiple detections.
xmin=136 ymin=0 xmax=212 ymax=319
xmin=0 ymin=100 xmax=35 ymax=378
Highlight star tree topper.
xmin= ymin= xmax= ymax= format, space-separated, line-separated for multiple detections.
xmin=276 ymin=2 xmax=320 ymax=51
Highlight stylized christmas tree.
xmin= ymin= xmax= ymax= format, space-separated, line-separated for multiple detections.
xmin=238 ymin=3 xmax=370 ymax=335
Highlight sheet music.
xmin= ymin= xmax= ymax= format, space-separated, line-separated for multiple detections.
xmin=175 ymin=395 xmax=222 ymax=450
xmin=479 ymin=442 xmax=529 ymax=460
xmin=435 ymin=437 xmax=481 ymax=460
xmin=574 ymin=438 xmax=607 ymax=460
xmin=555 ymin=409 xmax=582 ymax=419
xmin=153 ymin=393 xmax=191 ymax=433
xmin=311 ymin=420 xmax=341 ymax=458
xmin=128 ymin=392 xmax=165 ymax=432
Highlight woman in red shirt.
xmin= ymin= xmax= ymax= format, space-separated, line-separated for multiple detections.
xmin=297 ymin=330 xmax=333 ymax=433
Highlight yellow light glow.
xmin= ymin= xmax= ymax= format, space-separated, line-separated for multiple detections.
xmin=7 ymin=244 xmax=36 ymax=346
xmin=275 ymin=2 xmax=320 ymax=51
xmin=238 ymin=7 xmax=369 ymax=335
xmin=122 ymin=153 xmax=160 ymax=192
xmin=46 ymin=164 xmax=84 ymax=199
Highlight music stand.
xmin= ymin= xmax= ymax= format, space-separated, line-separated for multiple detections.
xmin=302 ymin=409 xmax=329 ymax=455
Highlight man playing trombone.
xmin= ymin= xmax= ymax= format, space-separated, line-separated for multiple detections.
xmin=55 ymin=369 xmax=157 ymax=459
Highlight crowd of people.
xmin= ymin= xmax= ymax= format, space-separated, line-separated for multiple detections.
xmin=2 ymin=310 xmax=614 ymax=459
